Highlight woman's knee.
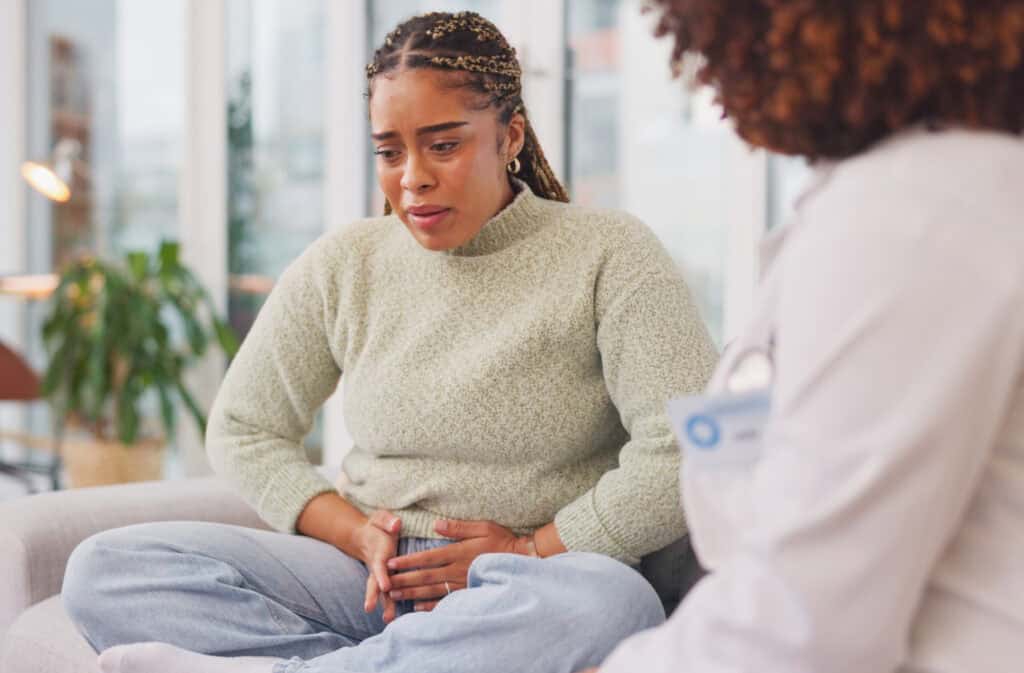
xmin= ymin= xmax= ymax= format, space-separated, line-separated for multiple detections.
xmin=468 ymin=551 xmax=665 ymax=637
xmin=63 ymin=523 xmax=189 ymax=636
xmin=553 ymin=552 xmax=665 ymax=632
xmin=62 ymin=527 xmax=138 ymax=636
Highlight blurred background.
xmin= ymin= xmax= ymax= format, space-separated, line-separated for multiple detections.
xmin=0 ymin=0 xmax=811 ymax=497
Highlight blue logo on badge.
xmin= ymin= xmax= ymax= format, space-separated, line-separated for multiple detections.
xmin=685 ymin=415 xmax=720 ymax=449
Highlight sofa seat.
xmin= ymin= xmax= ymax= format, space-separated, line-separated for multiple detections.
xmin=2 ymin=596 xmax=96 ymax=673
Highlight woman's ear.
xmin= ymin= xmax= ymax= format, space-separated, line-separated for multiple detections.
xmin=505 ymin=112 xmax=526 ymax=160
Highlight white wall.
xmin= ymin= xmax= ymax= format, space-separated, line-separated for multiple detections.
xmin=178 ymin=0 xmax=227 ymax=477
xmin=0 ymin=0 xmax=27 ymax=461
xmin=1 ymin=0 xmax=27 ymax=344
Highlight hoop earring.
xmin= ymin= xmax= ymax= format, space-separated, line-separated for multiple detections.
xmin=507 ymin=157 xmax=521 ymax=175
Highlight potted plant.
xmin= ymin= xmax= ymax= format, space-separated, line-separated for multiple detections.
xmin=40 ymin=241 xmax=239 ymax=487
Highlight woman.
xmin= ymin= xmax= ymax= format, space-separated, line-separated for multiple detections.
xmin=593 ymin=1 xmax=1024 ymax=672
xmin=61 ymin=11 xmax=718 ymax=673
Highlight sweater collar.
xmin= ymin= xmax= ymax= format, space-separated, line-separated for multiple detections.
xmin=441 ymin=179 xmax=546 ymax=257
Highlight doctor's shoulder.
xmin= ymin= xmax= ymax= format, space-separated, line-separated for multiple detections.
xmin=787 ymin=129 xmax=1024 ymax=274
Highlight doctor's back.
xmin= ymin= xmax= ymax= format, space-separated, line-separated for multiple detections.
xmin=596 ymin=2 xmax=1024 ymax=671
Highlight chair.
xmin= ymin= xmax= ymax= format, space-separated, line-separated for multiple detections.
xmin=0 ymin=341 xmax=62 ymax=493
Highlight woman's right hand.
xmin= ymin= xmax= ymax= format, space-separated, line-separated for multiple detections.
xmin=353 ymin=509 xmax=402 ymax=622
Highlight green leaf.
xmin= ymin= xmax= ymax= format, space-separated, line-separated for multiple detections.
xmin=159 ymin=240 xmax=180 ymax=270
xmin=156 ymin=382 xmax=177 ymax=441
xmin=84 ymin=291 xmax=110 ymax=420
xmin=126 ymin=251 xmax=149 ymax=282
xmin=116 ymin=380 xmax=141 ymax=445
xmin=40 ymin=342 xmax=69 ymax=397
xmin=212 ymin=318 xmax=240 ymax=357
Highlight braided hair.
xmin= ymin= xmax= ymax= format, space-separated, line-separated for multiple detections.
xmin=366 ymin=11 xmax=569 ymax=214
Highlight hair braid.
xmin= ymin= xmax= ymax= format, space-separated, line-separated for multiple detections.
xmin=367 ymin=11 xmax=569 ymax=213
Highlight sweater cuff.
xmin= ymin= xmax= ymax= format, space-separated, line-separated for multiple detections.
xmin=554 ymin=490 xmax=641 ymax=566
xmin=258 ymin=463 xmax=338 ymax=533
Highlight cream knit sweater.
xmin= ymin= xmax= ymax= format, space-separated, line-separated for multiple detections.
xmin=206 ymin=184 xmax=718 ymax=565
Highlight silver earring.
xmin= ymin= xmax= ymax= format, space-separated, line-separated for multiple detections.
xmin=507 ymin=157 xmax=521 ymax=174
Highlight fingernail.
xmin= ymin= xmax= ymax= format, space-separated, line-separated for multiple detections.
xmin=390 ymin=590 xmax=403 ymax=599
xmin=387 ymin=559 xmax=397 ymax=569
xmin=436 ymin=520 xmax=448 ymax=531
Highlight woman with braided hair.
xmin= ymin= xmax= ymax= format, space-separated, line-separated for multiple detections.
xmin=60 ymin=11 xmax=718 ymax=673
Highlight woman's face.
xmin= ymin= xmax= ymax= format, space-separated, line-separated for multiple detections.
xmin=369 ymin=69 xmax=524 ymax=251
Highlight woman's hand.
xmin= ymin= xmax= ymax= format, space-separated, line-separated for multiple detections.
xmin=385 ymin=518 xmax=523 ymax=612
xmin=352 ymin=509 xmax=402 ymax=623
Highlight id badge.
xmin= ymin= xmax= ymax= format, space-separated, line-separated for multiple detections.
xmin=667 ymin=389 xmax=772 ymax=465
xmin=667 ymin=389 xmax=772 ymax=568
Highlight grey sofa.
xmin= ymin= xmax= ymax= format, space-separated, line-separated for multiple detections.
xmin=0 ymin=473 xmax=701 ymax=673
xmin=0 ymin=477 xmax=270 ymax=673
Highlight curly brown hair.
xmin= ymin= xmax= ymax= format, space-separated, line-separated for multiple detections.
xmin=649 ymin=0 xmax=1024 ymax=159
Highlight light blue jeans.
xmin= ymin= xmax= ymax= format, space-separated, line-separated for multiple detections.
xmin=62 ymin=521 xmax=664 ymax=673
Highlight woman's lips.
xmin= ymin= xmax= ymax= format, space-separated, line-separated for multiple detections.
xmin=407 ymin=207 xmax=451 ymax=232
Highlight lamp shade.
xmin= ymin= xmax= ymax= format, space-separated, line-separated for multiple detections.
xmin=20 ymin=138 xmax=83 ymax=203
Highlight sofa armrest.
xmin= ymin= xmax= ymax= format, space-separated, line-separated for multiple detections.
xmin=0 ymin=476 xmax=271 ymax=637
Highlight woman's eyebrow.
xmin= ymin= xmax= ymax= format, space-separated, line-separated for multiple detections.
xmin=371 ymin=121 xmax=469 ymax=141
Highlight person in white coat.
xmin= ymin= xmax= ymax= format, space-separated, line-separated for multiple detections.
xmin=590 ymin=1 xmax=1024 ymax=672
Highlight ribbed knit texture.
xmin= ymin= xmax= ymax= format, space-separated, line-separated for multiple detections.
xmin=206 ymin=184 xmax=718 ymax=565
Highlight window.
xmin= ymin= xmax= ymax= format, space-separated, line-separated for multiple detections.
xmin=567 ymin=1 xmax=740 ymax=344
xmin=25 ymin=0 xmax=185 ymax=292
xmin=226 ymin=0 xmax=326 ymax=340
xmin=18 ymin=0 xmax=186 ymax=476
xmin=226 ymin=0 xmax=328 ymax=460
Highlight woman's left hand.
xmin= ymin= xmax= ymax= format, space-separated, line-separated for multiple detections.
xmin=385 ymin=518 xmax=522 ymax=612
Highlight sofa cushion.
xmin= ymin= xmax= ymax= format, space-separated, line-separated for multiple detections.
xmin=0 ymin=596 xmax=97 ymax=673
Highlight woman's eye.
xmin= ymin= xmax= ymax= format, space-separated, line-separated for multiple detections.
xmin=374 ymin=148 xmax=400 ymax=160
xmin=431 ymin=141 xmax=458 ymax=153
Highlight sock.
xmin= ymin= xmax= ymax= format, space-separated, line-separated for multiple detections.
xmin=97 ymin=642 xmax=285 ymax=673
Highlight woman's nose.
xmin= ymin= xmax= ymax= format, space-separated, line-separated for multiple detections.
xmin=400 ymin=154 xmax=435 ymax=192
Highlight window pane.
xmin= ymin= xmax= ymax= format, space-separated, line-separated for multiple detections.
xmin=24 ymin=2 xmax=185 ymax=369
xmin=568 ymin=0 xmax=738 ymax=345
xmin=20 ymin=0 xmax=186 ymax=481
xmin=368 ymin=1 xmax=502 ymax=48
xmin=226 ymin=0 xmax=327 ymax=460
xmin=226 ymin=0 xmax=326 ymax=339
xmin=26 ymin=0 xmax=184 ymax=274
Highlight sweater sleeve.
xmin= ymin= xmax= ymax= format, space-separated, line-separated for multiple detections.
xmin=206 ymin=237 xmax=345 ymax=533
xmin=554 ymin=223 xmax=719 ymax=564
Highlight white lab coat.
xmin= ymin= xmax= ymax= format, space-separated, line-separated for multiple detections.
xmin=600 ymin=128 xmax=1024 ymax=673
